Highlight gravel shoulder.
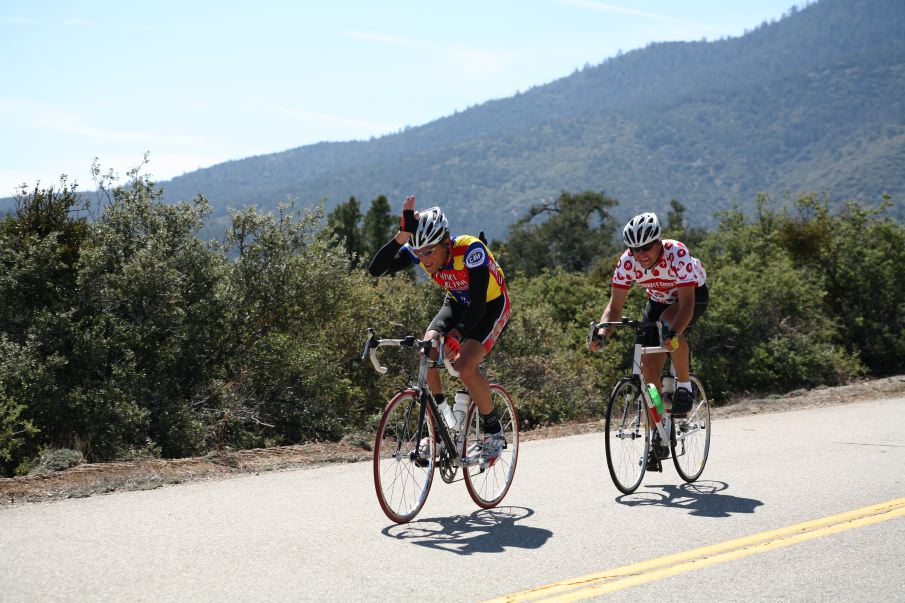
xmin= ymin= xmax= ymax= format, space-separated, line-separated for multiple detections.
xmin=2 ymin=375 xmax=903 ymax=507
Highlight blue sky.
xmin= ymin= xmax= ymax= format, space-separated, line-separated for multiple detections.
xmin=1 ymin=0 xmax=800 ymax=196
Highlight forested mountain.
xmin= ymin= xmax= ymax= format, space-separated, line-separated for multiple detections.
xmin=12 ymin=0 xmax=905 ymax=240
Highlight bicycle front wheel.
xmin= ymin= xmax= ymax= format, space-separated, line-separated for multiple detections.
xmin=671 ymin=375 xmax=710 ymax=483
xmin=373 ymin=390 xmax=436 ymax=523
xmin=605 ymin=376 xmax=649 ymax=494
xmin=463 ymin=384 xmax=519 ymax=508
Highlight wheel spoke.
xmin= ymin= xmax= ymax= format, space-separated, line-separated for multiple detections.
xmin=373 ymin=392 xmax=434 ymax=523
xmin=463 ymin=384 xmax=519 ymax=508
xmin=606 ymin=378 xmax=648 ymax=494
xmin=671 ymin=376 xmax=710 ymax=483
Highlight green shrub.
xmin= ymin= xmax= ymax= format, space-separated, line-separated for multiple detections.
xmin=0 ymin=176 xmax=899 ymax=474
xmin=27 ymin=448 xmax=84 ymax=475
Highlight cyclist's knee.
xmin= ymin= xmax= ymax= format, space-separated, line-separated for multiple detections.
xmin=453 ymin=357 xmax=481 ymax=382
xmin=454 ymin=361 xmax=473 ymax=381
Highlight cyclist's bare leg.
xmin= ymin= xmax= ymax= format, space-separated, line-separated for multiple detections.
xmin=453 ymin=339 xmax=493 ymax=414
xmin=659 ymin=304 xmax=691 ymax=381
xmin=641 ymin=352 xmax=667 ymax=394
xmin=423 ymin=328 xmax=444 ymax=396
xmin=668 ymin=336 xmax=691 ymax=381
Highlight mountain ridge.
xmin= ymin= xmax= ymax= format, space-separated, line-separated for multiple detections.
xmin=6 ymin=0 xmax=903 ymax=239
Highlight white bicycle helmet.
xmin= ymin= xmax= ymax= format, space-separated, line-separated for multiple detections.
xmin=622 ymin=212 xmax=661 ymax=248
xmin=411 ymin=206 xmax=448 ymax=249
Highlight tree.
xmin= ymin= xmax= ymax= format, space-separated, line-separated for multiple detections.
xmin=0 ymin=177 xmax=88 ymax=339
xmin=325 ymin=196 xmax=364 ymax=265
xmin=500 ymin=190 xmax=620 ymax=278
xmin=362 ymin=195 xmax=396 ymax=260
xmin=664 ymin=199 xmax=706 ymax=248
xmin=775 ymin=194 xmax=905 ymax=376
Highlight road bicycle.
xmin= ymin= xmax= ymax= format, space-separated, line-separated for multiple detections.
xmin=588 ymin=318 xmax=710 ymax=494
xmin=363 ymin=328 xmax=519 ymax=523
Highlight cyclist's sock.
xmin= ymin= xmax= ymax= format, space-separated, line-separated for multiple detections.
xmin=481 ymin=409 xmax=502 ymax=435
xmin=677 ymin=381 xmax=691 ymax=392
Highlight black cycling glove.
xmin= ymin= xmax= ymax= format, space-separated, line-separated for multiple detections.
xmin=401 ymin=209 xmax=417 ymax=233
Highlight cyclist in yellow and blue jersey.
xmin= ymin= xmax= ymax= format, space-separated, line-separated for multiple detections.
xmin=368 ymin=195 xmax=510 ymax=460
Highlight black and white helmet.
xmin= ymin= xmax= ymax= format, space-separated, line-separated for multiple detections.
xmin=411 ymin=206 xmax=448 ymax=249
xmin=622 ymin=212 xmax=661 ymax=248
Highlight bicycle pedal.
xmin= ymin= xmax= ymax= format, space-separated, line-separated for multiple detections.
xmin=646 ymin=456 xmax=663 ymax=472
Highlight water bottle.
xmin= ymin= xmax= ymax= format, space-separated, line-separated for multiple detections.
xmin=661 ymin=375 xmax=675 ymax=411
xmin=452 ymin=390 xmax=470 ymax=432
xmin=439 ymin=399 xmax=456 ymax=430
xmin=646 ymin=383 xmax=664 ymax=423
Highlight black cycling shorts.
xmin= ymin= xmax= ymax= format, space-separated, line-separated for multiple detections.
xmin=428 ymin=293 xmax=510 ymax=354
xmin=637 ymin=284 xmax=709 ymax=347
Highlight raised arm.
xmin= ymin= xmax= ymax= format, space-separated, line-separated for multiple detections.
xmin=368 ymin=195 xmax=419 ymax=277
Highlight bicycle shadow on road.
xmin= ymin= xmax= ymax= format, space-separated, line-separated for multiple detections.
xmin=381 ymin=506 xmax=552 ymax=555
xmin=616 ymin=481 xmax=763 ymax=517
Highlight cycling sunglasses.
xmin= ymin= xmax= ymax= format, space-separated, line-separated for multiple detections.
xmin=631 ymin=240 xmax=659 ymax=253
xmin=413 ymin=244 xmax=442 ymax=258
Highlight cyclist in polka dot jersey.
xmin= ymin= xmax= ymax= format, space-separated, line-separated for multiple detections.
xmin=612 ymin=239 xmax=706 ymax=304
xmin=591 ymin=212 xmax=709 ymax=423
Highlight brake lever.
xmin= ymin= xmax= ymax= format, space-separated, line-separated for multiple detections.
xmin=361 ymin=328 xmax=376 ymax=362
xmin=587 ymin=321 xmax=599 ymax=350
xmin=361 ymin=328 xmax=389 ymax=374
xmin=438 ymin=335 xmax=461 ymax=378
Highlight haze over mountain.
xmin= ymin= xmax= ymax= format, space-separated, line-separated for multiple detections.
xmin=12 ymin=0 xmax=904 ymax=241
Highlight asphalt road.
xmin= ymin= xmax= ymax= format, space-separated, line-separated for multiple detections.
xmin=2 ymin=398 xmax=903 ymax=602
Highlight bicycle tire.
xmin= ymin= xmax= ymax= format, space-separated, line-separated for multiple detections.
xmin=670 ymin=375 xmax=710 ymax=483
xmin=463 ymin=384 xmax=519 ymax=508
xmin=373 ymin=390 xmax=436 ymax=523
xmin=605 ymin=376 xmax=649 ymax=494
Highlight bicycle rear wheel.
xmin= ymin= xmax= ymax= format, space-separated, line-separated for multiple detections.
xmin=605 ymin=376 xmax=649 ymax=494
xmin=463 ymin=384 xmax=519 ymax=508
xmin=671 ymin=375 xmax=710 ymax=483
xmin=373 ymin=390 xmax=436 ymax=523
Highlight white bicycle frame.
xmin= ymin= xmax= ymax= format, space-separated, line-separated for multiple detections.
xmin=591 ymin=318 xmax=677 ymax=447
xmin=634 ymin=336 xmax=677 ymax=447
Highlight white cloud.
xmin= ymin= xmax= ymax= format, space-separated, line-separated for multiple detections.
xmin=0 ymin=97 xmax=222 ymax=193
xmin=344 ymin=29 xmax=512 ymax=79
xmin=449 ymin=48 xmax=512 ymax=77
xmin=0 ymin=16 xmax=36 ymax=24
xmin=60 ymin=17 xmax=160 ymax=32
xmin=37 ymin=113 xmax=205 ymax=147
xmin=0 ymin=151 xmax=239 ymax=196
xmin=559 ymin=0 xmax=716 ymax=29
xmin=252 ymin=103 xmax=398 ymax=136
xmin=0 ymin=160 xmax=97 ymax=196
xmin=343 ymin=30 xmax=417 ymax=47
xmin=62 ymin=17 xmax=97 ymax=28
xmin=0 ymin=98 xmax=204 ymax=146
xmin=95 ymin=152 xmax=236 ymax=182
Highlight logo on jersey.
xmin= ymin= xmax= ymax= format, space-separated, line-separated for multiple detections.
xmin=465 ymin=247 xmax=486 ymax=268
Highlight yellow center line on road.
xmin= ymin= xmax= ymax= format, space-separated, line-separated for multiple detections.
xmin=485 ymin=497 xmax=905 ymax=603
